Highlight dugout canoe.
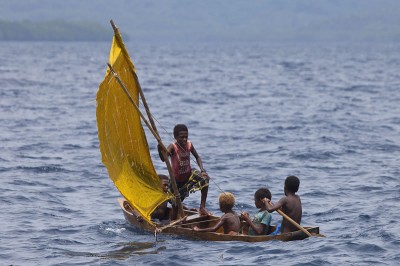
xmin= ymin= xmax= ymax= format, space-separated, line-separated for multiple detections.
xmin=118 ymin=198 xmax=320 ymax=242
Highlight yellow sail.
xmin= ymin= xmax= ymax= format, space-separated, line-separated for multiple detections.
xmin=96 ymin=30 xmax=171 ymax=224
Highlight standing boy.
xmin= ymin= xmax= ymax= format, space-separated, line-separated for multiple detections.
xmin=263 ymin=175 xmax=302 ymax=234
xmin=158 ymin=124 xmax=210 ymax=216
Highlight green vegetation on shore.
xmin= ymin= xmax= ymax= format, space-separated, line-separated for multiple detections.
xmin=0 ymin=20 xmax=113 ymax=41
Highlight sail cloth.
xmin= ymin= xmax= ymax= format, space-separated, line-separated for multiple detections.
xmin=96 ymin=31 xmax=172 ymax=224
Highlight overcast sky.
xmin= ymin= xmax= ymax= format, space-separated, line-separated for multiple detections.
xmin=1 ymin=0 xmax=399 ymax=43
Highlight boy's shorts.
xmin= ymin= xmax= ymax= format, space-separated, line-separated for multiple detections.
xmin=269 ymin=223 xmax=282 ymax=235
xmin=171 ymin=169 xmax=209 ymax=203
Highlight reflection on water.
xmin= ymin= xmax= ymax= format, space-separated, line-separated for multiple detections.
xmin=65 ymin=241 xmax=165 ymax=260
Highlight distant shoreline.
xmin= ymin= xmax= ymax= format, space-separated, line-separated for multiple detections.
xmin=1 ymin=19 xmax=398 ymax=44
xmin=0 ymin=20 xmax=115 ymax=41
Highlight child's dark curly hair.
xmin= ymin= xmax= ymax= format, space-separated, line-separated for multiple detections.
xmin=173 ymin=124 xmax=188 ymax=138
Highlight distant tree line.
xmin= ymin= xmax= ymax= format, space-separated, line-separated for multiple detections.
xmin=0 ymin=20 xmax=114 ymax=41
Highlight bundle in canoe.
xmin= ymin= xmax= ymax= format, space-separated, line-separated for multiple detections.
xmin=96 ymin=21 xmax=320 ymax=242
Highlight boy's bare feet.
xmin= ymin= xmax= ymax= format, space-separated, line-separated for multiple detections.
xmin=199 ymin=207 xmax=212 ymax=216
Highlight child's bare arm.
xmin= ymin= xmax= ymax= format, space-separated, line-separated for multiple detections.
xmin=158 ymin=144 xmax=174 ymax=162
xmin=241 ymin=212 xmax=266 ymax=235
xmin=263 ymin=197 xmax=286 ymax=212
xmin=193 ymin=218 xmax=224 ymax=232
xmin=190 ymin=144 xmax=207 ymax=174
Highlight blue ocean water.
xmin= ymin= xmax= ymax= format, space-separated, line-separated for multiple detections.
xmin=1 ymin=41 xmax=399 ymax=265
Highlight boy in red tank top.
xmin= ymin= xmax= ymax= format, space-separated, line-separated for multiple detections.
xmin=159 ymin=124 xmax=210 ymax=216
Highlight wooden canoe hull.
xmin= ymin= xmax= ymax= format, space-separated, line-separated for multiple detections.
xmin=118 ymin=198 xmax=319 ymax=242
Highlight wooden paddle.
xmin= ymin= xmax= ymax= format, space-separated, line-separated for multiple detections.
xmin=275 ymin=209 xmax=312 ymax=237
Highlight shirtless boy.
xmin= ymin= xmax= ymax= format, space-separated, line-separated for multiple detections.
xmin=193 ymin=192 xmax=241 ymax=235
xmin=263 ymin=175 xmax=302 ymax=234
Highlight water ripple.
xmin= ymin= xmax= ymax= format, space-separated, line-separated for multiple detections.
xmin=1 ymin=42 xmax=399 ymax=265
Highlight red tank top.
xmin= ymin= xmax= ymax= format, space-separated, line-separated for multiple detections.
xmin=171 ymin=141 xmax=192 ymax=182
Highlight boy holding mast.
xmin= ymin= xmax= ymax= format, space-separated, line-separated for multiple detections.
xmin=158 ymin=124 xmax=210 ymax=216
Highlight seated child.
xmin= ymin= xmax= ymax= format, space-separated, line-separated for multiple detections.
xmin=193 ymin=192 xmax=241 ymax=235
xmin=151 ymin=174 xmax=171 ymax=222
xmin=241 ymin=188 xmax=272 ymax=235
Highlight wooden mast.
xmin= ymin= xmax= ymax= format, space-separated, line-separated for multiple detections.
xmin=108 ymin=21 xmax=185 ymax=219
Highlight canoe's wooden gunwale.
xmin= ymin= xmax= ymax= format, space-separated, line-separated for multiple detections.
xmin=118 ymin=199 xmax=319 ymax=242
